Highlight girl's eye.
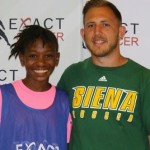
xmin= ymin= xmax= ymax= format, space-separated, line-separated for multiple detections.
xmin=45 ymin=54 xmax=54 ymax=59
xmin=29 ymin=54 xmax=37 ymax=59
xmin=44 ymin=54 xmax=55 ymax=60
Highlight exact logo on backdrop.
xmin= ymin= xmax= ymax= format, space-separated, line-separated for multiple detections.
xmin=82 ymin=22 xmax=140 ymax=49
xmin=0 ymin=17 xmax=65 ymax=83
xmin=0 ymin=20 xmax=10 ymax=46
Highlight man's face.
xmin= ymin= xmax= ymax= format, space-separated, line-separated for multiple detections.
xmin=81 ymin=6 xmax=125 ymax=58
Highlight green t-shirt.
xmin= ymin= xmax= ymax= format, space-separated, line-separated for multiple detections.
xmin=57 ymin=58 xmax=150 ymax=150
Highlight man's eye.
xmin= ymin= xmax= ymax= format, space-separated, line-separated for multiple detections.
xmin=87 ymin=24 xmax=94 ymax=28
xmin=103 ymin=23 xmax=110 ymax=27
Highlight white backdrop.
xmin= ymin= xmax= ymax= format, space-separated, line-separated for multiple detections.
xmin=81 ymin=0 xmax=150 ymax=70
xmin=0 ymin=0 xmax=149 ymax=85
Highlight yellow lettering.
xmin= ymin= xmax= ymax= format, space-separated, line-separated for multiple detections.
xmin=91 ymin=111 xmax=97 ymax=119
xmin=72 ymin=110 xmax=75 ymax=118
xmin=116 ymin=113 xmax=121 ymax=121
xmin=103 ymin=88 xmax=123 ymax=110
xmin=82 ymin=86 xmax=95 ymax=107
xmin=80 ymin=110 xmax=85 ymax=118
xmin=91 ymin=87 xmax=106 ymax=108
xmin=104 ymin=111 xmax=109 ymax=120
xmin=127 ymin=114 xmax=134 ymax=122
xmin=119 ymin=91 xmax=137 ymax=112
xmin=72 ymin=86 xmax=85 ymax=108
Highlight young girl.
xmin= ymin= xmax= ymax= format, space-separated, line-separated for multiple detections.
xmin=0 ymin=25 xmax=71 ymax=150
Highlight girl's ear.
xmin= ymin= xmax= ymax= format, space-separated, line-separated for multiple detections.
xmin=55 ymin=52 xmax=60 ymax=66
xmin=19 ymin=54 xmax=25 ymax=66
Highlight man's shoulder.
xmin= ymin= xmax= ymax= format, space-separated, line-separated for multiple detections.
xmin=65 ymin=58 xmax=90 ymax=71
xmin=129 ymin=59 xmax=150 ymax=71
xmin=129 ymin=59 xmax=150 ymax=80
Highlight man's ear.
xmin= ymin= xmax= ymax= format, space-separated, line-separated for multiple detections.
xmin=19 ymin=54 xmax=25 ymax=66
xmin=119 ymin=25 xmax=126 ymax=40
xmin=80 ymin=28 xmax=85 ymax=40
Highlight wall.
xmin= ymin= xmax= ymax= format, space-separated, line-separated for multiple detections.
xmin=82 ymin=0 xmax=150 ymax=69
xmin=0 ymin=0 xmax=149 ymax=85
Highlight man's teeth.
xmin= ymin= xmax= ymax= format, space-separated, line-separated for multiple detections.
xmin=95 ymin=40 xmax=104 ymax=44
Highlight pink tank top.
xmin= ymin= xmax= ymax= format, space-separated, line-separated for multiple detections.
xmin=0 ymin=80 xmax=72 ymax=142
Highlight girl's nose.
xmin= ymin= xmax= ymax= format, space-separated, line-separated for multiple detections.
xmin=36 ymin=56 xmax=45 ymax=66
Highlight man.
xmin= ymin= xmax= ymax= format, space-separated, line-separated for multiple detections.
xmin=57 ymin=0 xmax=150 ymax=149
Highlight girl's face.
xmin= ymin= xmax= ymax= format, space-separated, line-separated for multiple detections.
xmin=19 ymin=38 xmax=59 ymax=90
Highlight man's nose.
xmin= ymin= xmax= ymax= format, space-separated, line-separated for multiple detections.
xmin=94 ymin=25 xmax=103 ymax=35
